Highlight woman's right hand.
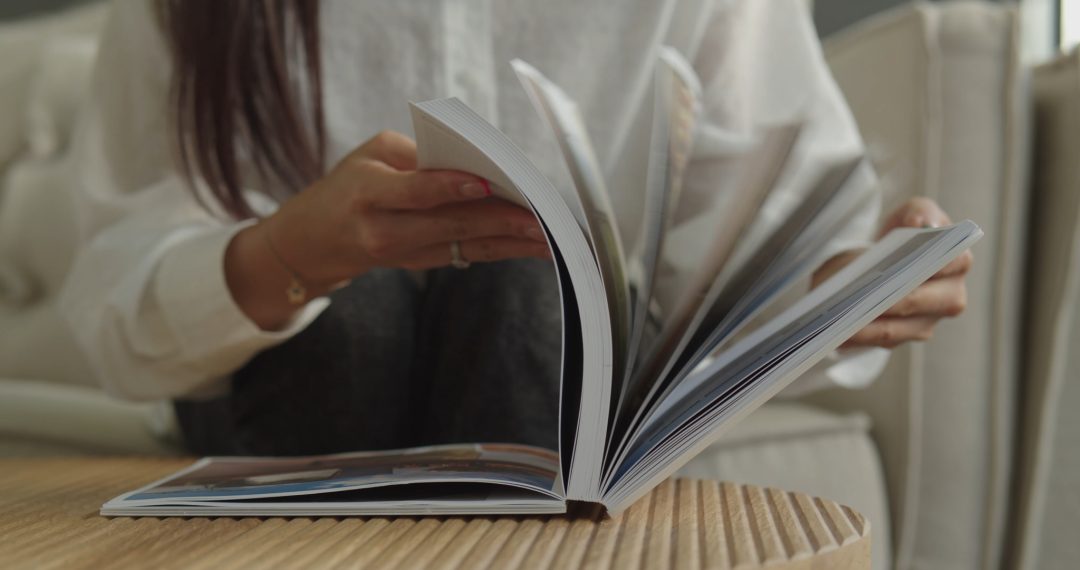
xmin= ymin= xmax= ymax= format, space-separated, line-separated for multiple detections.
xmin=225 ymin=130 xmax=550 ymax=330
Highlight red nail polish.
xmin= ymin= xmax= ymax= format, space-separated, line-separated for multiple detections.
xmin=481 ymin=179 xmax=492 ymax=196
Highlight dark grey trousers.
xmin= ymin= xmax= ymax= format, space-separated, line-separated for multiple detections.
xmin=173 ymin=259 xmax=562 ymax=456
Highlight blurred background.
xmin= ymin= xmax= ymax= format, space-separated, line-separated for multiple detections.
xmin=0 ymin=0 xmax=93 ymax=20
xmin=1 ymin=1 xmax=1079 ymax=570
xmin=0 ymin=0 xmax=1068 ymax=48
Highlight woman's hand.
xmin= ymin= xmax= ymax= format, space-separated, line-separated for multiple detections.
xmin=812 ymin=197 xmax=974 ymax=349
xmin=225 ymin=130 xmax=550 ymax=330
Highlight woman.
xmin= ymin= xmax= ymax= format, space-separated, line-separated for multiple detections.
xmin=60 ymin=0 xmax=971 ymax=455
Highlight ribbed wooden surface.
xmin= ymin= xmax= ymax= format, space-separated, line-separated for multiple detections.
xmin=0 ymin=458 xmax=869 ymax=569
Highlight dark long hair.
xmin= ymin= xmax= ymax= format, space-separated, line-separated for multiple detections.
xmin=159 ymin=0 xmax=325 ymax=219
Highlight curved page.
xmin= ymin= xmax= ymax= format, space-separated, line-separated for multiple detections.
xmin=410 ymin=99 xmax=612 ymax=501
xmin=602 ymin=222 xmax=982 ymax=512
xmin=512 ymin=59 xmax=632 ymax=420
xmin=103 ymin=444 xmax=564 ymax=515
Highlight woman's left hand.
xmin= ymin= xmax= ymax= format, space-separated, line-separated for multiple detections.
xmin=812 ymin=197 xmax=974 ymax=349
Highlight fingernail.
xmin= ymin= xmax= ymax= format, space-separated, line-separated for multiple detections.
xmin=526 ymin=226 xmax=545 ymax=241
xmin=461 ymin=182 xmax=488 ymax=198
xmin=907 ymin=214 xmax=926 ymax=228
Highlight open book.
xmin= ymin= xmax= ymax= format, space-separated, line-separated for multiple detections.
xmin=104 ymin=52 xmax=981 ymax=518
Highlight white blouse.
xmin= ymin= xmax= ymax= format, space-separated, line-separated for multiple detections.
xmin=59 ymin=0 xmax=887 ymax=401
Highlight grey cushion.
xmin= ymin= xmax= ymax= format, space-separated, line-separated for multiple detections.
xmin=813 ymin=3 xmax=1027 ymax=569
xmin=1010 ymin=47 xmax=1080 ymax=570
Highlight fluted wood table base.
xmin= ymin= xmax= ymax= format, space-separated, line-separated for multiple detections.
xmin=0 ymin=458 xmax=869 ymax=569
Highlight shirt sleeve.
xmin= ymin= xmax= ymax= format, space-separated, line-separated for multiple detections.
xmin=58 ymin=0 xmax=327 ymax=401
xmin=683 ymin=0 xmax=887 ymax=395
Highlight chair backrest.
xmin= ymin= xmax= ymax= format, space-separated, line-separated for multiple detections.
xmin=0 ymin=2 xmax=107 ymax=387
xmin=809 ymin=3 xmax=1028 ymax=569
xmin=0 ymin=2 xmax=104 ymax=168
xmin=1009 ymin=47 xmax=1080 ymax=570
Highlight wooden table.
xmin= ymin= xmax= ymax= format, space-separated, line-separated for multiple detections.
xmin=0 ymin=458 xmax=869 ymax=569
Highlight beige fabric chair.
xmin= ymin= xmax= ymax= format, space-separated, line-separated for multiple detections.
xmin=809 ymin=3 xmax=1028 ymax=570
xmin=0 ymin=3 xmax=104 ymax=387
xmin=0 ymin=2 xmax=181 ymax=454
xmin=0 ymin=4 xmax=105 ymax=170
xmin=1010 ymin=47 xmax=1080 ymax=570
xmin=0 ymin=5 xmax=895 ymax=569
xmin=1 ymin=4 xmax=1046 ymax=570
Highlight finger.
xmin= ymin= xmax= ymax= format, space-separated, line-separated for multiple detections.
xmin=395 ymin=238 xmax=551 ymax=270
xmin=841 ymin=316 xmax=938 ymax=349
xmin=881 ymin=276 xmax=967 ymax=318
xmin=459 ymin=237 xmax=552 ymax=264
xmin=932 ymin=249 xmax=973 ymax=280
xmin=878 ymin=197 xmax=952 ymax=238
xmin=353 ymin=130 xmax=418 ymax=171
xmin=361 ymin=201 xmax=545 ymax=259
xmin=368 ymin=168 xmax=492 ymax=210
xmin=402 ymin=200 xmax=546 ymax=245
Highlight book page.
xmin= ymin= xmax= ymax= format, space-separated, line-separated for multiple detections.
xmin=512 ymin=60 xmax=633 ymax=405
xmin=619 ymin=47 xmax=704 ymax=406
xmin=605 ymin=124 xmax=801 ymax=469
xmin=602 ymin=221 xmax=983 ymax=512
xmin=103 ymin=486 xmax=566 ymax=517
xmin=603 ymin=156 xmax=863 ymax=481
xmin=107 ymin=444 xmax=563 ymax=506
xmin=667 ymin=157 xmax=867 ymax=386
xmin=410 ymin=98 xmax=613 ymax=501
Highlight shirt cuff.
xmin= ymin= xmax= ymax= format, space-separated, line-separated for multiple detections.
xmin=154 ymin=223 xmax=330 ymax=377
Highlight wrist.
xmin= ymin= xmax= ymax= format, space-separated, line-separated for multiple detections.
xmin=260 ymin=222 xmax=316 ymax=305
xmin=260 ymin=207 xmax=361 ymax=290
xmin=224 ymin=222 xmax=331 ymax=331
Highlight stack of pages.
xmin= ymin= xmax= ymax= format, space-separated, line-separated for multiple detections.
xmin=105 ymin=50 xmax=981 ymax=517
